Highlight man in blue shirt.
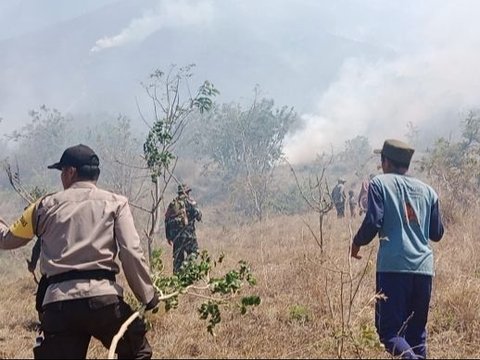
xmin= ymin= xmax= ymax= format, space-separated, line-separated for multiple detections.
xmin=351 ymin=139 xmax=444 ymax=359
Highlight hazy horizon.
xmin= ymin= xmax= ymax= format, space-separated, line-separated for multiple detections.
xmin=1 ymin=0 xmax=479 ymax=163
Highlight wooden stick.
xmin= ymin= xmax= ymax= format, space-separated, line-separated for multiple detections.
xmin=108 ymin=311 xmax=141 ymax=359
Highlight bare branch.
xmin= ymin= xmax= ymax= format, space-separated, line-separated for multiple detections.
xmin=3 ymin=161 xmax=35 ymax=203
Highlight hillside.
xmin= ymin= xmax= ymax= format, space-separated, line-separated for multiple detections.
xmin=0 ymin=1 xmax=392 ymax=131
xmin=0 ymin=209 xmax=478 ymax=358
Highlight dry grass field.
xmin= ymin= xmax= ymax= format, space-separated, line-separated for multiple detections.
xmin=0 ymin=206 xmax=479 ymax=359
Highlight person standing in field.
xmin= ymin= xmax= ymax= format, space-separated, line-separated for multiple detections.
xmin=331 ymin=178 xmax=347 ymax=218
xmin=351 ymin=139 xmax=444 ymax=359
xmin=348 ymin=189 xmax=357 ymax=217
xmin=165 ymin=184 xmax=202 ymax=274
xmin=0 ymin=144 xmax=159 ymax=359
xmin=358 ymin=174 xmax=375 ymax=216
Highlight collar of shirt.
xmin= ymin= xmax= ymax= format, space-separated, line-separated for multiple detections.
xmin=69 ymin=181 xmax=97 ymax=190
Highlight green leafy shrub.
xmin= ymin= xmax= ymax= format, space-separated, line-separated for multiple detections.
xmin=147 ymin=249 xmax=261 ymax=335
xmin=289 ymin=304 xmax=310 ymax=324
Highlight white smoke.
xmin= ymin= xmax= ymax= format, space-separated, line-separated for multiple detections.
xmin=284 ymin=1 xmax=480 ymax=164
xmin=90 ymin=0 xmax=214 ymax=52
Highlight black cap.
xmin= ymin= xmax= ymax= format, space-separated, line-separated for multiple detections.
xmin=374 ymin=139 xmax=415 ymax=166
xmin=48 ymin=144 xmax=100 ymax=170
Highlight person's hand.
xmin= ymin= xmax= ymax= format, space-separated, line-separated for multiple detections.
xmin=350 ymin=243 xmax=362 ymax=260
xmin=26 ymin=259 xmax=35 ymax=273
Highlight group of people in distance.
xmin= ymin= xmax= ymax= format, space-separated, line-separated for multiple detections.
xmin=331 ymin=174 xmax=374 ymax=218
xmin=0 ymin=138 xmax=444 ymax=359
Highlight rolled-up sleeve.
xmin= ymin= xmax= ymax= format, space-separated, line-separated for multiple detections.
xmin=0 ymin=210 xmax=36 ymax=250
xmin=115 ymin=200 xmax=156 ymax=305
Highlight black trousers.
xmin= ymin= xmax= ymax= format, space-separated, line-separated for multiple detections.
xmin=34 ymin=295 xmax=152 ymax=359
xmin=173 ymin=236 xmax=199 ymax=273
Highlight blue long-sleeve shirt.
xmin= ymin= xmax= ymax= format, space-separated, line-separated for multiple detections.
xmin=353 ymin=174 xmax=444 ymax=275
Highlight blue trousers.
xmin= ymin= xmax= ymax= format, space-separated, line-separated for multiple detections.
xmin=376 ymin=272 xmax=432 ymax=359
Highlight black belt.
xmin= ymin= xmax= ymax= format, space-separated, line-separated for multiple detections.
xmin=35 ymin=270 xmax=116 ymax=313
xmin=47 ymin=269 xmax=116 ymax=285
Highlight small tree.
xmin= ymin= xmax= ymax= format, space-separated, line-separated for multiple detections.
xmin=85 ymin=115 xmax=148 ymax=202
xmin=109 ymin=250 xmax=261 ymax=359
xmin=195 ymin=88 xmax=297 ymax=221
xmin=140 ymin=64 xmax=218 ymax=262
xmin=419 ymin=111 xmax=480 ymax=224
xmin=288 ymin=153 xmax=334 ymax=255
xmin=5 ymin=105 xmax=73 ymax=188
xmin=338 ymin=136 xmax=373 ymax=180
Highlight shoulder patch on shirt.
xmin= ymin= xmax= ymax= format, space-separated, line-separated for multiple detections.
xmin=9 ymin=202 xmax=36 ymax=239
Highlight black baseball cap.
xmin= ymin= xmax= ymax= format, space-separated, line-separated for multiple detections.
xmin=48 ymin=144 xmax=100 ymax=170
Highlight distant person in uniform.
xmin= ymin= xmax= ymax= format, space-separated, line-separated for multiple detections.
xmin=331 ymin=178 xmax=347 ymax=218
xmin=358 ymin=174 xmax=375 ymax=216
xmin=348 ymin=189 xmax=357 ymax=218
xmin=0 ymin=144 xmax=159 ymax=359
xmin=165 ymin=184 xmax=202 ymax=274
xmin=351 ymin=139 xmax=444 ymax=359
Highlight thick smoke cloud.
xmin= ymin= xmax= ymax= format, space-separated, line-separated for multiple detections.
xmin=90 ymin=0 xmax=214 ymax=52
xmin=284 ymin=1 xmax=480 ymax=163
xmin=1 ymin=0 xmax=479 ymax=161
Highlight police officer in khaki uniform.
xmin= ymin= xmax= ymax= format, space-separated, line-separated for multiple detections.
xmin=0 ymin=144 xmax=159 ymax=359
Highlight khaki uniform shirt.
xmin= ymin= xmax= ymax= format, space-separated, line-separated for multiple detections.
xmin=0 ymin=181 xmax=155 ymax=306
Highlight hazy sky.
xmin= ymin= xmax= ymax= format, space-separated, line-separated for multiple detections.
xmin=0 ymin=0 xmax=118 ymax=40
xmin=1 ymin=0 xmax=479 ymax=163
